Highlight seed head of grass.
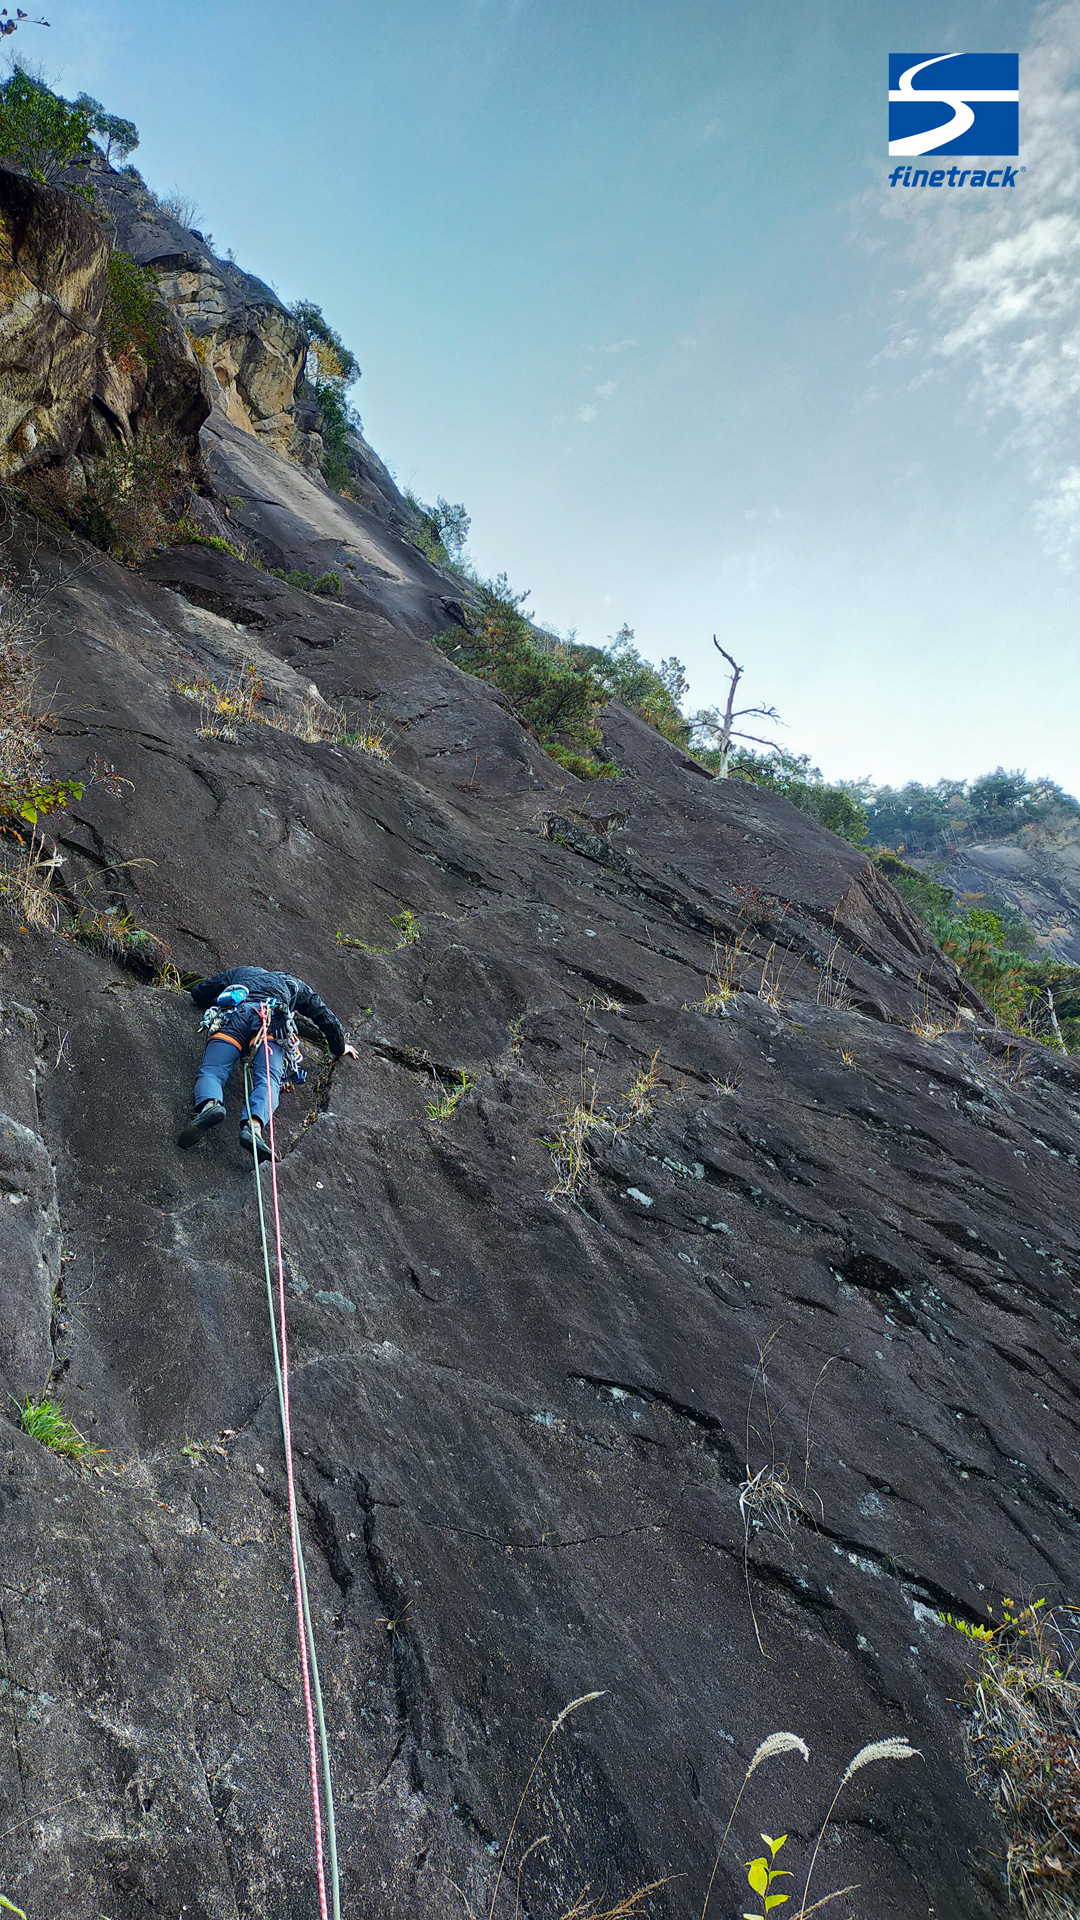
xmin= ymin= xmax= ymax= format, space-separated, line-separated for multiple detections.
xmin=797 ymin=1735 xmax=920 ymax=1918
xmin=701 ymin=1732 xmax=810 ymax=1920
xmin=488 ymin=1692 xmax=606 ymax=1920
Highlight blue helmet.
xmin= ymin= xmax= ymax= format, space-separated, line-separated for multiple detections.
xmin=216 ymin=985 xmax=249 ymax=1008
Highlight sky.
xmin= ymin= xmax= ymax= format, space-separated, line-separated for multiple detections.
xmin=31 ymin=0 xmax=1080 ymax=792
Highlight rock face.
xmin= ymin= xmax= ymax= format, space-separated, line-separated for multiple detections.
xmin=913 ymin=823 xmax=1080 ymax=963
xmin=0 ymin=166 xmax=109 ymax=477
xmin=0 ymin=199 xmax=1079 ymax=1920
xmin=83 ymin=157 xmax=311 ymax=459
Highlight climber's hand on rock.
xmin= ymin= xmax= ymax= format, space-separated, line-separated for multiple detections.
xmin=342 ymin=1044 xmax=360 ymax=1060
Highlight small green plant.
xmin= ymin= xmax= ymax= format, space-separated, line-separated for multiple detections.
xmin=743 ymin=1832 xmax=791 ymax=1917
xmin=17 ymin=1393 xmax=102 ymax=1461
xmin=336 ymin=907 xmax=420 ymax=955
xmin=312 ymin=570 xmax=342 ymax=596
xmin=424 ymin=1068 xmax=474 ymax=1122
xmin=101 ymin=250 xmax=165 ymax=366
xmin=2 ymin=773 xmax=83 ymax=826
xmin=269 ymin=567 xmax=314 ymax=590
xmin=171 ymin=519 xmax=250 ymax=563
xmin=180 ymin=1433 xmax=227 ymax=1465
xmin=700 ymin=1728 xmax=917 ymax=1920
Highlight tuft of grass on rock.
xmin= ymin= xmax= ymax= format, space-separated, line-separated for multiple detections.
xmin=425 ymin=1068 xmax=475 ymax=1122
xmin=945 ymin=1597 xmax=1080 ymax=1916
xmin=336 ymin=907 xmax=420 ymax=956
xmin=17 ymin=1393 xmax=102 ymax=1462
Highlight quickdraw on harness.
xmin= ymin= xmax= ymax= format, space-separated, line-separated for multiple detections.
xmin=243 ymin=1004 xmax=340 ymax=1920
xmin=200 ymin=987 xmax=307 ymax=1084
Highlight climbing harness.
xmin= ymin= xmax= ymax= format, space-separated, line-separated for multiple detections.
xmin=244 ymin=1007 xmax=340 ymax=1920
xmin=206 ymin=990 xmax=307 ymax=1084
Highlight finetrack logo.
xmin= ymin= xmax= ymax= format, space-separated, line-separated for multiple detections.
xmin=889 ymin=54 xmax=1019 ymax=157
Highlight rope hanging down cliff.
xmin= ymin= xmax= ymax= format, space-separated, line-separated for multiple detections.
xmin=244 ymin=1008 xmax=341 ymax=1920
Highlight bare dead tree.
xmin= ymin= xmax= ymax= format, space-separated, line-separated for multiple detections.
xmin=695 ymin=638 xmax=783 ymax=779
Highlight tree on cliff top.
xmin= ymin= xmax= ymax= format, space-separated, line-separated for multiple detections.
xmin=74 ymin=92 xmax=138 ymax=164
xmin=0 ymin=69 xmax=90 ymax=183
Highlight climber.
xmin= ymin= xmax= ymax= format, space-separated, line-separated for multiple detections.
xmin=178 ymin=965 xmax=358 ymax=1162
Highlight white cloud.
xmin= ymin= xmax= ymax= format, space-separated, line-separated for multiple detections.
xmin=577 ymin=403 xmax=598 ymax=423
xmin=887 ymin=0 xmax=1080 ymax=563
xmin=595 ymin=380 xmax=617 ymax=397
xmin=599 ymin=337 xmax=636 ymax=354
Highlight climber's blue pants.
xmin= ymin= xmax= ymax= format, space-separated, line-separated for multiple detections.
xmin=194 ymin=1034 xmax=283 ymax=1125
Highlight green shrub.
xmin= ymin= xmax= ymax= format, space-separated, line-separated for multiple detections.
xmin=433 ymin=576 xmax=617 ymax=772
xmin=872 ymin=849 xmax=1080 ymax=1044
xmin=403 ymin=492 xmax=470 ymax=569
xmin=292 ymin=299 xmax=361 ymax=495
xmin=590 ymin=625 xmax=691 ymax=747
xmin=172 ymin=526 xmax=247 ymax=562
xmin=0 ymin=71 xmax=91 ymax=185
xmin=101 ymin=249 xmax=165 ymax=364
xmin=709 ymin=745 xmax=868 ymax=845
xmin=544 ymin=743 xmax=620 ymax=780
xmin=81 ymin=424 xmax=193 ymax=563
xmin=269 ymin=567 xmax=340 ymax=595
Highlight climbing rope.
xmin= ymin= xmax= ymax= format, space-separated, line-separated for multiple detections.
xmin=245 ymin=1009 xmax=341 ymax=1920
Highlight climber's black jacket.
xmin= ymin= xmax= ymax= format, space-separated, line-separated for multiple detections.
xmin=190 ymin=967 xmax=347 ymax=1057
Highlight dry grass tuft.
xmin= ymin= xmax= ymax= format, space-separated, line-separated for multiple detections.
xmin=756 ymin=939 xmax=795 ymax=1013
xmin=816 ymin=938 xmax=853 ymax=1011
xmin=738 ymin=1342 xmax=834 ymax=1657
xmin=560 ymin=1882 xmax=670 ymax=1917
xmin=175 ymin=666 xmax=394 ymax=761
xmin=685 ymin=931 xmax=754 ymax=1014
xmin=958 ymin=1600 xmax=1080 ymax=1916
xmin=262 ymin=694 xmax=392 ymax=759
xmin=174 ymin=662 xmax=264 ymax=739
xmin=544 ymin=1048 xmax=665 ymax=1199
xmin=0 ymin=831 xmax=62 ymax=930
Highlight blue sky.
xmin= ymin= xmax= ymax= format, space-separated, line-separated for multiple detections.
xmin=39 ymin=0 xmax=1080 ymax=791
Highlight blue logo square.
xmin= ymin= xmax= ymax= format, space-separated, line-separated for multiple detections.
xmin=889 ymin=54 xmax=1019 ymax=156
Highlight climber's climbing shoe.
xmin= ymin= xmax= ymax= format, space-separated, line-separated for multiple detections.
xmin=239 ymin=1116 xmax=275 ymax=1163
xmin=178 ymin=1100 xmax=226 ymax=1148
